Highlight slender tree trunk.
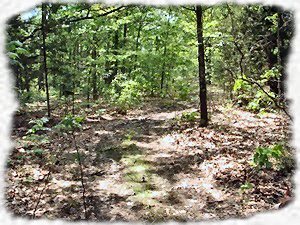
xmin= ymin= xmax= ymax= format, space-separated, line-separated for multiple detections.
xmin=121 ymin=12 xmax=128 ymax=74
xmin=71 ymin=44 xmax=76 ymax=115
xmin=132 ymin=20 xmax=143 ymax=72
xmin=160 ymin=12 xmax=171 ymax=94
xmin=112 ymin=30 xmax=119 ymax=81
xmin=72 ymin=81 xmax=75 ymax=115
xmin=24 ymin=62 xmax=30 ymax=93
xmin=277 ymin=11 xmax=284 ymax=101
xmin=38 ymin=49 xmax=44 ymax=91
xmin=15 ymin=67 xmax=21 ymax=92
xmin=42 ymin=3 xmax=51 ymax=117
xmin=92 ymin=48 xmax=98 ymax=100
xmin=87 ymin=75 xmax=91 ymax=108
xmin=196 ymin=5 xmax=208 ymax=126
xmin=160 ymin=43 xmax=167 ymax=91
xmin=104 ymin=36 xmax=111 ymax=84
xmin=105 ymin=30 xmax=119 ymax=84
xmin=135 ymin=23 xmax=142 ymax=55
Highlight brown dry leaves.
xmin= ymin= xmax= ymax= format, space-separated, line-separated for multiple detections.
xmin=6 ymin=99 xmax=293 ymax=221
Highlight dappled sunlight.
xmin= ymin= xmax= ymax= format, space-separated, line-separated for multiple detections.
xmin=8 ymin=97 xmax=293 ymax=221
xmin=160 ymin=135 xmax=176 ymax=147
xmin=146 ymin=108 xmax=198 ymax=121
xmin=6 ymin=1 xmax=294 ymax=221
xmin=96 ymin=179 xmax=133 ymax=197
xmin=51 ymin=179 xmax=80 ymax=189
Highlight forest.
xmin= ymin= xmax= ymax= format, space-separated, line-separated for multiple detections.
xmin=5 ymin=2 xmax=295 ymax=222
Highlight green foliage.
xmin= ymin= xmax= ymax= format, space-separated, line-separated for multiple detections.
xmin=124 ymin=130 xmax=137 ymax=142
xmin=19 ymin=91 xmax=46 ymax=104
xmin=233 ymin=78 xmax=252 ymax=106
xmin=233 ymin=78 xmax=250 ymax=93
xmin=32 ymin=148 xmax=44 ymax=156
xmin=171 ymin=76 xmax=195 ymax=100
xmin=240 ymin=181 xmax=254 ymax=192
xmin=6 ymin=159 xmax=13 ymax=168
xmin=113 ymin=79 xmax=143 ymax=110
xmin=261 ymin=67 xmax=280 ymax=81
xmin=181 ymin=111 xmax=199 ymax=122
xmin=252 ymin=144 xmax=284 ymax=169
xmin=23 ymin=134 xmax=50 ymax=145
xmin=247 ymin=89 xmax=275 ymax=112
xmin=96 ymin=108 xmax=106 ymax=115
xmin=54 ymin=114 xmax=85 ymax=132
xmin=233 ymin=76 xmax=275 ymax=112
xmin=7 ymin=40 xmax=29 ymax=69
xmin=7 ymin=4 xmax=292 ymax=120
xmin=26 ymin=117 xmax=50 ymax=135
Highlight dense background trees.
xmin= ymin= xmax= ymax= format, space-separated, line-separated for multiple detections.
xmin=7 ymin=3 xmax=293 ymax=122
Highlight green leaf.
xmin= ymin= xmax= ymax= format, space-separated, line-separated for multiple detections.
xmin=7 ymin=52 xmax=19 ymax=60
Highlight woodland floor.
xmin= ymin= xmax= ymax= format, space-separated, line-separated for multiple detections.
xmin=6 ymin=89 xmax=294 ymax=222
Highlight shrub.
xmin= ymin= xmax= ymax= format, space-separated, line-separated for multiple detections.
xmin=26 ymin=117 xmax=51 ymax=135
xmin=252 ymin=144 xmax=284 ymax=169
xmin=181 ymin=111 xmax=199 ymax=122
xmin=54 ymin=114 xmax=85 ymax=132
xmin=117 ymin=80 xmax=143 ymax=109
xmin=232 ymin=75 xmax=275 ymax=112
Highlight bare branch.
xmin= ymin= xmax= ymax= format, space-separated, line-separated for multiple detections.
xmin=181 ymin=6 xmax=195 ymax=12
xmin=241 ymin=77 xmax=292 ymax=120
xmin=63 ymin=6 xmax=125 ymax=24
xmin=224 ymin=66 xmax=291 ymax=119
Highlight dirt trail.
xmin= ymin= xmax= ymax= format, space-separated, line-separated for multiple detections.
xmin=6 ymin=98 xmax=293 ymax=221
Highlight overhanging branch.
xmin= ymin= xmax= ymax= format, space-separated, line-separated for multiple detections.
xmin=63 ymin=6 xmax=125 ymax=24
xmin=241 ymin=77 xmax=292 ymax=120
xmin=20 ymin=6 xmax=126 ymax=42
xmin=181 ymin=6 xmax=195 ymax=12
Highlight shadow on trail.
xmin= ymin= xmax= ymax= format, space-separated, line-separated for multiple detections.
xmin=100 ymin=118 xmax=175 ymax=137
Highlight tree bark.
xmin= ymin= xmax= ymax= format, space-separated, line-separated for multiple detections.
xmin=92 ymin=47 xmax=98 ymax=100
xmin=196 ymin=5 xmax=208 ymax=126
xmin=132 ymin=18 xmax=143 ymax=72
xmin=112 ymin=30 xmax=119 ymax=80
xmin=277 ymin=11 xmax=283 ymax=101
xmin=42 ymin=3 xmax=51 ymax=117
xmin=24 ymin=64 xmax=30 ymax=93
xmin=160 ymin=14 xmax=170 ymax=93
xmin=105 ymin=30 xmax=119 ymax=84
xmin=121 ymin=12 xmax=128 ymax=74
xmin=160 ymin=43 xmax=167 ymax=91
xmin=38 ymin=49 xmax=44 ymax=91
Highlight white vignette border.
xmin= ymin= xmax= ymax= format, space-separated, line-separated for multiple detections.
xmin=0 ymin=0 xmax=299 ymax=225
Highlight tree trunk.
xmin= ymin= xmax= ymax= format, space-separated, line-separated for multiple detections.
xmin=23 ymin=59 xmax=30 ymax=93
xmin=277 ymin=11 xmax=283 ymax=101
xmin=112 ymin=30 xmax=119 ymax=81
xmin=38 ymin=49 xmax=44 ymax=91
xmin=196 ymin=6 xmax=208 ymax=127
xmin=160 ymin=15 xmax=170 ymax=94
xmin=132 ymin=19 xmax=143 ymax=72
xmin=92 ymin=48 xmax=98 ymax=100
xmin=105 ymin=30 xmax=119 ymax=84
xmin=104 ymin=36 xmax=111 ymax=84
xmin=121 ymin=13 xmax=128 ymax=74
xmin=87 ymin=74 xmax=91 ymax=108
xmin=15 ymin=67 xmax=21 ymax=92
xmin=160 ymin=43 xmax=167 ymax=92
xmin=42 ymin=3 xmax=51 ymax=117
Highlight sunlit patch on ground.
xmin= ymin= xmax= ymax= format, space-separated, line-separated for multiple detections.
xmin=7 ymin=97 xmax=293 ymax=221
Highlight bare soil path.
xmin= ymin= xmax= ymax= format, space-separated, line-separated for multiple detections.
xmin=6 ymin=97 xmax=293 ymax=222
